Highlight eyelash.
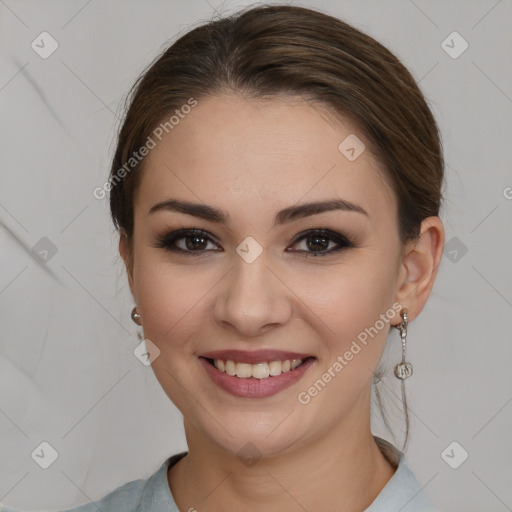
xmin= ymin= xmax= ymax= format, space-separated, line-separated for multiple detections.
xmin=152 ymin=227 xmax=356 ymax=258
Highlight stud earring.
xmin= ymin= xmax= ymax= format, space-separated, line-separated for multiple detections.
xmin=393 ymin=308 xmax=413 ymax=380
xmin=131 ymin=306 xmax=142 ymax=326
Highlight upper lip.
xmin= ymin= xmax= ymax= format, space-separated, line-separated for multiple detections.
xmin=200 ymin=349 xmax=314 ymax=364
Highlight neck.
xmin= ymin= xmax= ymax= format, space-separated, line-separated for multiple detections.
xmin=168 ymin=405 xmax=396 ymax=512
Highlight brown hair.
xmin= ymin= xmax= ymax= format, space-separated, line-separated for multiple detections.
xmin=109 ymin=4 xmax=444 ymax=451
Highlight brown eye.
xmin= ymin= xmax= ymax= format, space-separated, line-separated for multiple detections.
xmin=152 ymin=227 xmax=355 ymax=257
xmin=152 ymin=228 xmax=221 ymax=254
xmin=183 ymin=234 xmax=208 ymax=250
xmin=305 ymin=233 xmax=331 ymax=252
xmin=288 ymin=229 xmax=355 ymax=257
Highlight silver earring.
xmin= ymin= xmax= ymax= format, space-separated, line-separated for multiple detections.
xmin=393 ymin=309 xmax=413 ymax=380
xmin=131 ymin=306 xmax=142 ymax=326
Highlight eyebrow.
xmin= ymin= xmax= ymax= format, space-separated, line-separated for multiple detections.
xmin=148 ymin=198 xmax=368 ymax=225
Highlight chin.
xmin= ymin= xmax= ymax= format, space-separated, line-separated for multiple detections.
xmin=188 ymin=407 xmax=312 ymax=461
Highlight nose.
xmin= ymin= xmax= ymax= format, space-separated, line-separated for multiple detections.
xmin=213 ymin=250 xmax=293 ymax=337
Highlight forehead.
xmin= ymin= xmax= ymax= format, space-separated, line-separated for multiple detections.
xmin=135 ymin=93 xmax=396 ymax=223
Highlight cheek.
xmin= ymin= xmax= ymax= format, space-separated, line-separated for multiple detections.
xmin=302 ymin=254 xmax=398 ymax=362
xmin=294 ymin=272 xmax=397 ymax=415
xmin=133 ymin=254 xmax=210 ymax=350
xmin=133 ymin=255 xmax=209 ymax=412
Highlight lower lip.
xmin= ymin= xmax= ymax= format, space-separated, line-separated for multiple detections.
xmin=199 ymin=357 xmax=316 ymax=398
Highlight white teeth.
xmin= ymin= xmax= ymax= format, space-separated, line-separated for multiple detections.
xmin=235 ymin=363 xmax=252 ymax=378
xmin=268 ymin=361 xmax=282 ymax=376
xmin=212 ymin=358 xmax=305 ymax=379
xmin=225 ymin=360 xmax=236 ymax=376
xmin=252 ymin=362 xmax=270 ymax=379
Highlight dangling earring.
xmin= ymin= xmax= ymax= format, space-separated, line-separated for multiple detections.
xmin=393 ymin=308 xmax=413 ymax=380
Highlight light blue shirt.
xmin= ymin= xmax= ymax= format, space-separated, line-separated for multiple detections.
xmin=0 ymin=437 xmax=439 ymax=511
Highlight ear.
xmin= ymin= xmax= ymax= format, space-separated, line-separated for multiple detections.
xmin=119 ymin=231 xmax=136 ymax=301
xmin=394 ymin=216 xmax=445 ymax=324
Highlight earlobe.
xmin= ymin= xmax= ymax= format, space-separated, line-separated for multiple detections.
xmin=394 ymin=216 xmax=445 ymax=323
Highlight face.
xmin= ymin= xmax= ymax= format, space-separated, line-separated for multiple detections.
xmin=122 ymin=93 xmax=406 ymax=457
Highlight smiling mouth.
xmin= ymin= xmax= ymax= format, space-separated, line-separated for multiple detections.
xmin=203 ymin=357 xmax=315 ymax=379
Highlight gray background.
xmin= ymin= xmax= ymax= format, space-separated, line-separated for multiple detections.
xmin=1 ymin=0 xmax=511 ymax=510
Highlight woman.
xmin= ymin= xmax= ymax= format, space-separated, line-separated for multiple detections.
xmin=3 ymin=4 xmax=445 ymax=511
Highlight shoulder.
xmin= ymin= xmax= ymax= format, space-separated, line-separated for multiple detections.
xmin=58 ymin=477 xmax=147 ymax=512
xmin=0 ymin=479 xmax=144 ymax=512
xmin=59 ymin=452 xmax=186 ymax=512
xmin=0 ymin=453 xmax=186 ymax=512
xmin=367 ymin=437 xmax=440 ymax=512
xmin=1 ymin=480 xmax=144 ymax=512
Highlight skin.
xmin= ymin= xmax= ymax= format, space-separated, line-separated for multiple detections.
xmin=120 ymin=93 xmax=445 ymax=512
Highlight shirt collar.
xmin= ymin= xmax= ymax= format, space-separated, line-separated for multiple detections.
xmin=366 ymin=436 xmax=437 ymax=511
xmin=137 ymin=437 xmax=435 ymax=512
xmin=136 ymin=452 xmax=185 ymax=511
